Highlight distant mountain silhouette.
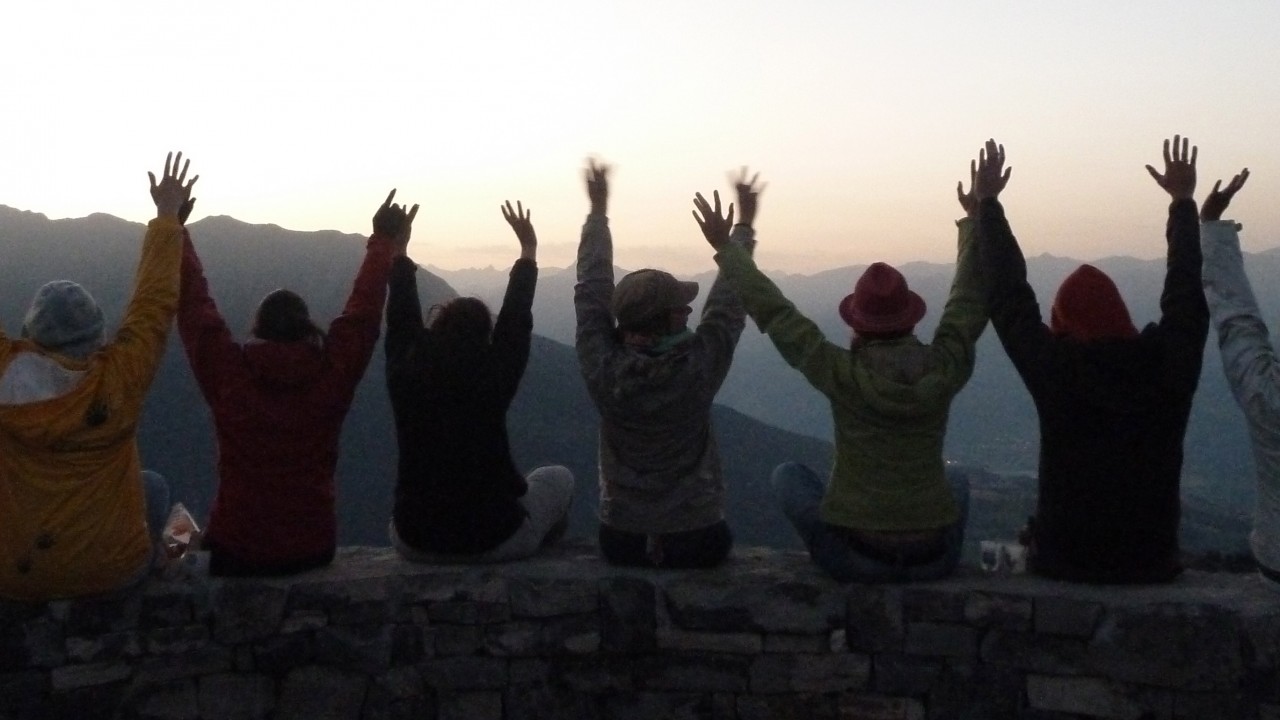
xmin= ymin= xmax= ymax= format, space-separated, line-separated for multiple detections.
xmin=0 ymin=207 xmax=1251 ymax=558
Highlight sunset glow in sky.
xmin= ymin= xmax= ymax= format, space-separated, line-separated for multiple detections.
xmin=3 ymin=1 xmax=1279 ymax=273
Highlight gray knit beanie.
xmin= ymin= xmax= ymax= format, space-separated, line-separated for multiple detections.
xmin=21 ymin=281 xmax=107 ymax=360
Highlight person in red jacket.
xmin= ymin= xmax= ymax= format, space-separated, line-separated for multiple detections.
xmin=177 ymin=190 xmax=417 ymax=576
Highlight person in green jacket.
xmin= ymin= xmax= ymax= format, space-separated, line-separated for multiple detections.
xmin=691 ymin=153 xmax=993 ymax=582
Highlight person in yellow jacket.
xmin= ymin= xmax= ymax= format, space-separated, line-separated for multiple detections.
xmin=0 ymin=152 xmax=197 ymax=601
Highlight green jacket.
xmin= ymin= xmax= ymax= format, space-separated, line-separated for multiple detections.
xmin=714 ymin=220 xmax=987 ymax=531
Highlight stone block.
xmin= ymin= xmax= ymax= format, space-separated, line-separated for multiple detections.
xmin=431 ymin=624 xmax=484 ymax=656
xmin=47 ymin=681 xmax=129 ymax=720
xmin=503 ymin=682 xmax=602 ymax=720
xmin=0 ymin=671 xmax=49 ymax=717
xmin=129 ymin=677 xmax=198 ymax=720
xmin=438 ymin=690 xmax=502 ymax=720
xmin=964 ymin=592 xmax=1033 ymax=631
xmin=134 ymin=644 xmax=233 ymax=684
xmin=426 ymin=601 xmax=510 ymax=625
xmin=837 ymin=693 xmax=925 ymax=720
xmin=600 ymin=691 xmax=727 ymax=720
xmin=140 ymin=585 xmax=196 ymax=629
xmin=507 ymin=577 xmax=599 ymax=618
xmin=1174 ymin=690 xmax=1256 ymax=720
xmin=390 ymin=623 xmax=426 ymax=665
xmin=980 ymin=628 xmax=1089 ymax=674
xmin=632 ymin=653 xmax=751 ymax=692
xmin=422 ymin=657 xmax=509 ymax=691
xmin=656 ymin=628 xmax=762 ymax=654
xmin=252 ymin=630 xmax=316 ymax=675
xmin=1026 ymin=674 xmax=1171 ymax=719
xmin=903 ymin=622 xmax=977 ymax=659
xmin=66 ymin=631 xmax=140 ymax=664
xmin=1088 ymin=604 xmax=1243 ymax=690
xmin=64 ymin=592 xmax=142 ymax=636
xmin=50 ymin=661 xmax=132 ymax=690
xmin=737 ymin=694 xmax=839 ymax=720
xmin=871 ymin=654 xmax=943 ymax=696
xmin=362 ymin=667 xmax=433 ymax=720
xmin=22 ymin=616 xmax=66 ymax=668
xmin=902 ymin=587 xmax=967 ymax=623
xmin=1242 ymin=611 xmax=1280 ymax=672
xmin=1034 ymin=596 xmax=1103 ymax=638
xmin=288 ymin=576 xmax=403 ymax=626
xmin=315 ymin=624 xmax=392 ymax=675
xmin=484 ymin=616 xmax=601 ymax=657
xmin=280 ymin=609 xmax=328 ymax=634
xmin=143 ymin=625 xmax=209 ymax=656
xmin=556 ymin=657 xmax=637 ymax=693
xmin=663 ymin=574 xmax=844 ymax=634
xmin=600 ymin=577 xmax=656 ymax=652
xmin=276 ymin=667 xmax=367 ymax=718
xmin=846 ymin=588 xmax=904 ymax=653
xmin=197 ymin=673 xmax=275 ymax=720
xmin=750 ymin=653 xmax=871 ymax=694
xmin=763 ymin=633 xmax=830 ymax=654
xmin=211 ymin=583 xmax=287 ymax=644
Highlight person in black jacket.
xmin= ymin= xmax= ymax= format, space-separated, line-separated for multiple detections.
xmin=386 ymin=201 xmax=573 ymax=561
xmin=975 ymin=136 xmax=1209 ymax=583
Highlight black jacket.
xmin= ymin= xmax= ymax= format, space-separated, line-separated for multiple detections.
xmin=386 ymin=257 xmax=537 ymax=553
xmin=977 ymin=198 xmax=1208 ymax=583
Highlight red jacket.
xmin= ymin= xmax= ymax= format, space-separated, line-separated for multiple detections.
xmin=177 ymin=230 xmax=391 ymax=568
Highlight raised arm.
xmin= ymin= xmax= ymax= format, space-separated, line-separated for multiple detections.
xmin=382 ymin=191 xmax=425 ymax=361
xmin=328 ymin=190 xmax=413 ymax=383
xmin=973 ymin=139 xmax=1054 ymax=390
xmin=574 ymin=159 xmax=619 ymax=372
xmin=697 ymin=184 xmax=844 ymax=397
xmin=106 ymin=152 xmax=196 ymax=392
xmin=693 ymin=171 xmax=759 ymax=386
xmin=490 ymin=200 xmax=538 ymax=405
xmin=177 ymin=219 xmax=242 ymax=398
xmin=1146 ymin=136 xmax=1209 ymax=387
xmin=1198 ymin=170 xmax=1279 ymax=418
xmin=928 ymin=146 xmax=993 ymax=385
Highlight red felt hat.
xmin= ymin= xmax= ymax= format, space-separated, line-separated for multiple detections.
xmin=838 ymin=262 xmax=926 ymax=334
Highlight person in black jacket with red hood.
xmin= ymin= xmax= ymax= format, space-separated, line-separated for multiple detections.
xmin=386 ymin=201 xmax=573 ymax=561
xmin=975 ymin=136 xmax=1209 ymax=583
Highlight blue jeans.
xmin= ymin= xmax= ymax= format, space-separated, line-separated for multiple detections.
xmin=772 ymin=461 xmax=970 ymax=583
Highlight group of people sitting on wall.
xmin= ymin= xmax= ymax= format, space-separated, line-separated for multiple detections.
xmin=0 ymin=136 xmax=1272 ymax=603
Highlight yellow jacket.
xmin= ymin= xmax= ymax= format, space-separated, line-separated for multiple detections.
xmin=0 ymin=216 xmax=182 ymax=600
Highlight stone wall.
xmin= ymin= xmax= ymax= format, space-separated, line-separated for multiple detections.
xmin=2 ymin=541 xmax=1278 ymax=720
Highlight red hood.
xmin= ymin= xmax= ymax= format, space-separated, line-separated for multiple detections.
xmin=1050 ymin=264 xmax=1139 ymax=342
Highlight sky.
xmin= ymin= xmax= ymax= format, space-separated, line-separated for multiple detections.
xmin=2 ymin=1 xmax=1279 ymax=275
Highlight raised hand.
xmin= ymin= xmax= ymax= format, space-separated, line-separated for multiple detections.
xmin=1201 ymin=169 xmax=1250 ymax=222
xmin=502 ymin=201 xmax=537 ymax=261
xmin=148 ymin=151 xmax=198 ymax=219
xmin=373 ymin=189 xmax=419 ymax=258
xmin=730 ymin=166 xmax=765 ymax=227
xmin=1145 ymin=135 xmax=1197 ymax=201
xmin=585 ymin=158 xmax=610 ymax=215
xmin=691 ymin=190 xmax=735 ymax=251
xmin=973 ymin=139 xmax=1011 ymax=203
xmin=178 ymin=197 xmax=197 ymax=226
xmin=956 ymin=159 xmax=977 ymax=218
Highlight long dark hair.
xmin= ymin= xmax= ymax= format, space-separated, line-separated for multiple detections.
xmin=252 ymin=289 xmax=326 ymax=344
xmin=423 ymin=296 xmax=493 ymax=394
